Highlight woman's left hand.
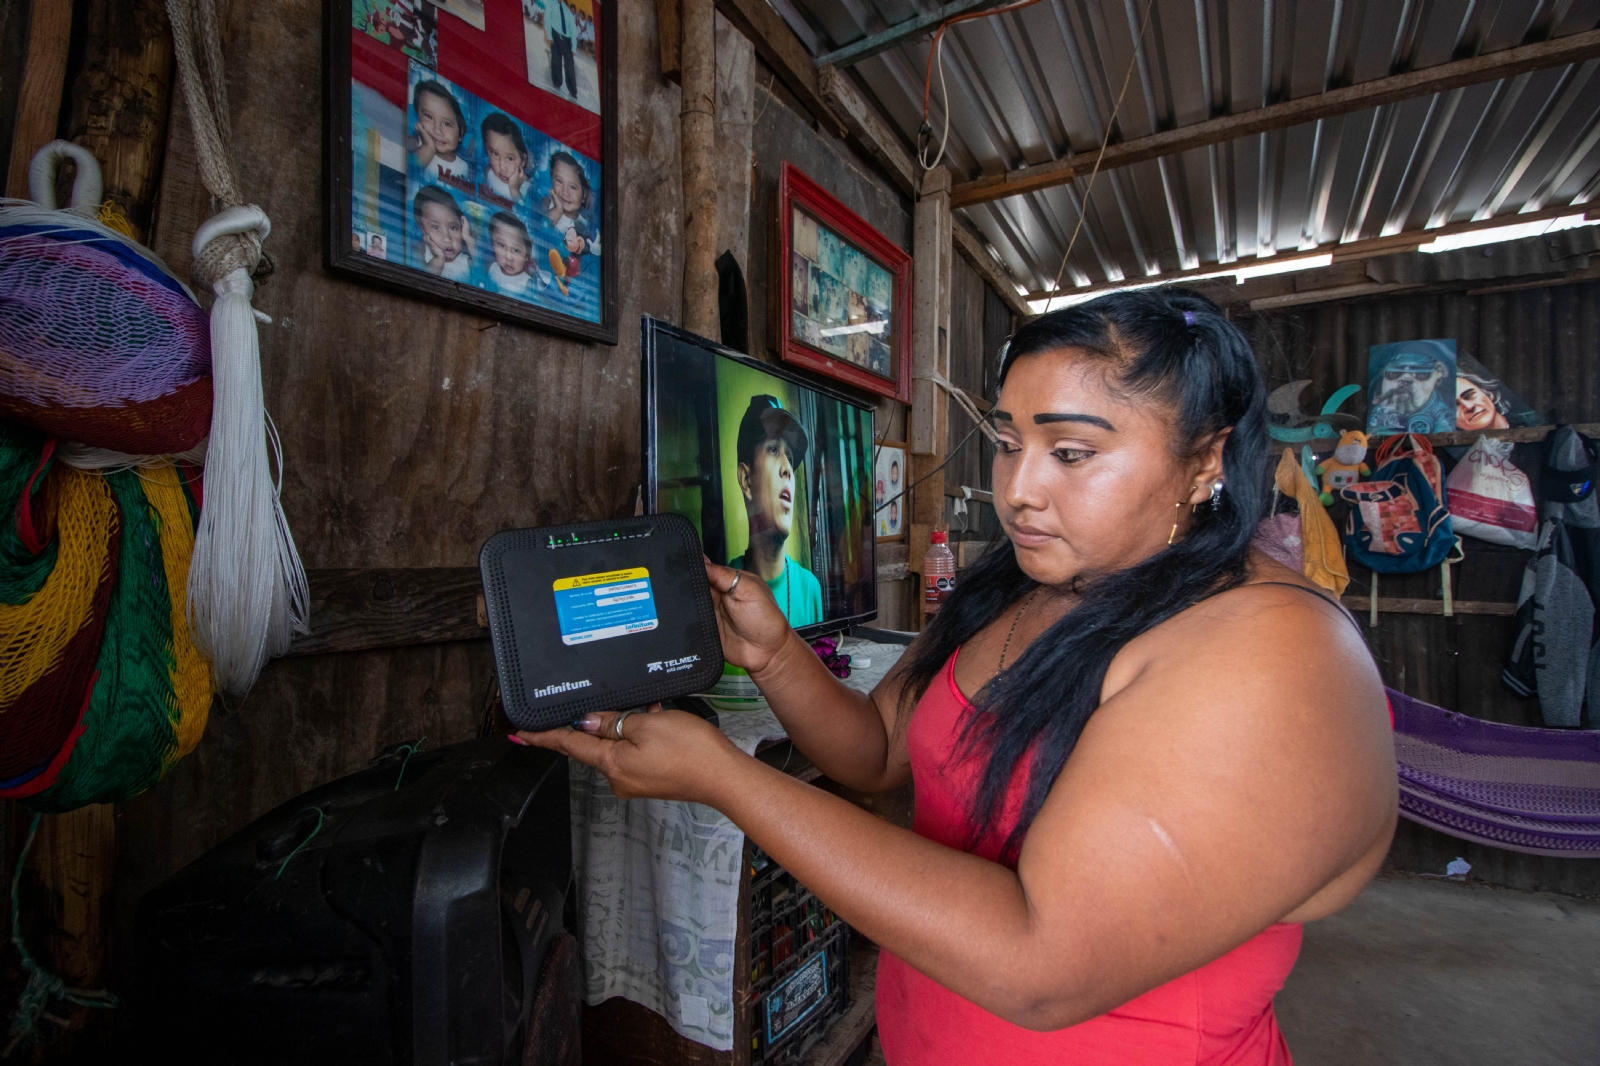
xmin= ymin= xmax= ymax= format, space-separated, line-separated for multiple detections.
xmin=514 ymin=705 xmax=744 ymax=803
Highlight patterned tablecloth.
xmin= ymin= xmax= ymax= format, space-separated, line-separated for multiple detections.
xmin=568 ymin=639 xmax=908 ymax=1050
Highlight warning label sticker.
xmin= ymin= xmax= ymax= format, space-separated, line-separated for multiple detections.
xmin=553 ymin=567 xmax=660 ymax=646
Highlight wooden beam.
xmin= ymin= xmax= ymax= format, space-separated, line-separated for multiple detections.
xmin=714 ymin=0 xmax=844 ymax=137
xmin=1027 ymin=201 xmax=1588 ymax=302
xmin=1342 ymin=597 xmax=1516 ymax=617
xmin=816 ymin=66 xmax=1033 ymax=322
xmin=1303 ymin=422 xmax=1600 ymax=453
xmin=951 ymin=28 xmax=1600 ymax=209
xmin=286 ymin=568 xmax=485 ymax=657
xmin=6 ymin=0 xmax=74 ymax=199
xmin=818 ymin=64 xmax=913 ymax=193
xmin=816 ymin=0 xmax=994 ymax=69
xmin=952 ymin=217 xmax=1031 ymax=319
xmin=682 ymin=0 xmax=720 ymax=338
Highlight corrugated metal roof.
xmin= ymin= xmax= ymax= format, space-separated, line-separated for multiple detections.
xmin=768 ymin=0 xmax=1600 ymax=298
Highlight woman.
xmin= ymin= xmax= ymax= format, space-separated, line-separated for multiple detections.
xmin=519 ymin=290 xmax=1395 ymax=1064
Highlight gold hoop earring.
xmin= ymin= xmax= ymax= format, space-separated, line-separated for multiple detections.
xmin=1167 ymin=499 xmax=1186 ymax=546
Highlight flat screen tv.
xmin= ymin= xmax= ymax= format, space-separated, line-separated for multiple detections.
xmin=643 ymin=317 xmax=876 ymax=639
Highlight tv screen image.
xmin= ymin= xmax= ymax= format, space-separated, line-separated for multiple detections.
xmin=643 ymin=318 xmax=876 ymax=640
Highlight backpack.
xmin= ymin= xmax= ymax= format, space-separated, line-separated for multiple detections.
xmin=1338 ymin=434 xmax=1459 ymax=574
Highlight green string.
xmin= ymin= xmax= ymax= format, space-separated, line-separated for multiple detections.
xmin=274 ymin=807 xmax=327 ymax=880
xmin=5 ymin=814 xmax=119 ymax=1058
xmin=392 ymin=736 xmax=426 ymax=791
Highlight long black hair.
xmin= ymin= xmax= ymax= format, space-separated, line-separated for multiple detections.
xmin=897 ymin=287 xmax=1270 ymax=864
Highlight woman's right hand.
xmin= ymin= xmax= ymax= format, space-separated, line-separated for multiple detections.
xmin=704 ymin=558 xmax=795 ymax=675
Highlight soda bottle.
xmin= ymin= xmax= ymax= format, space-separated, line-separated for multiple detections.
xmin=923 ymin=531 xmax=955 ymax=614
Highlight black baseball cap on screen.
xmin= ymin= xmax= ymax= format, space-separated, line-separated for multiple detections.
xmin=736 ymin=395 xmax=809 ymax=467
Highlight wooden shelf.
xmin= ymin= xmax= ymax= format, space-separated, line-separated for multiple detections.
xmin=1300 ymin=422 xmax=1600 ymax=453
xmin=1342 ymin=596 xmax=1516 ymax=617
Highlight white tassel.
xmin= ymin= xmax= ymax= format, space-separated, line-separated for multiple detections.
xmin=186 ymin=206 xmax=309 ymax=694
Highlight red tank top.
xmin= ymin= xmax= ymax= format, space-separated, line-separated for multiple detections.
xmin=875 ymin=653 xmax=1300 ymax=1066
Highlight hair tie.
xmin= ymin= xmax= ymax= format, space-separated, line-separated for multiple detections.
xmin=1182 ymin=311 xmax=1197 ymax=326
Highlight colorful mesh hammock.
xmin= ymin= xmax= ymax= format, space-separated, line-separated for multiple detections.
xmin=0 ymin=146 xmax=211 ymax=455
xmin=1 ymin=140 xmax=307 ymax=698
xmin=1391 ymin=688 xmax=1600 ymax=858
xmin=0 ymin=424 xmax=211 ymax=807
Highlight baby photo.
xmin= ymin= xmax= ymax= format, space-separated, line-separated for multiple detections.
xmin=478 ymin=110 xmax=539 ymax=209
xmin=407 ymin=66 xmax=474 ymax=197
xmin=533 ymin=143 xmax=603 ymax=320
xmin=484 ymin=211 xmax=550 ymax=297
xmin=412 ymin=184 xmax=474 ymax=281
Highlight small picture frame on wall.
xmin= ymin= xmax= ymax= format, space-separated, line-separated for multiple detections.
xmin=775 ymin=162 xmax=913 ymax=403
xmin=326 ymin=0 xmax=618 ymax=343
xmin=875 ymin=440 xmax=907 ymax=542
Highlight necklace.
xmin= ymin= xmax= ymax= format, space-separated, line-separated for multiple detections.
xmin=997 ymin=588 xmax=1042 ymax=672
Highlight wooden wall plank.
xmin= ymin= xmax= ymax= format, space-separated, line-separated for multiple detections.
xmin=285 ymin=567 xmax=483 ymax=657
xmin=118 ymin=0 xmax=686 ymax=939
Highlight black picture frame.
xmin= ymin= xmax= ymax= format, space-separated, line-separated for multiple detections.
xmin=325 ymin=0 xmax=619 ymax=344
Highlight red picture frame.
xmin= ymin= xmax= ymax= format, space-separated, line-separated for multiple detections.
xmin=774 ymin=162 xmax=913 ymax=403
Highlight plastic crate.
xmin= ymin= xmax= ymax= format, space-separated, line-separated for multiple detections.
xmin=749 ymin=850 xmax=851 ymax=1066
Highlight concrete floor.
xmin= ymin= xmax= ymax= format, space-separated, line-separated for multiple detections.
xmin=1278 ymin=875 xmax=1600 ymax=1066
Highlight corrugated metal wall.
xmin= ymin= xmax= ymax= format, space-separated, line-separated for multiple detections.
xmin=1239 ymin=280 xmax=1600 ymax=896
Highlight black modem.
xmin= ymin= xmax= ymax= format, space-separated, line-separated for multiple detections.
xmin=480 ymin=513 xmax=724 ymax=731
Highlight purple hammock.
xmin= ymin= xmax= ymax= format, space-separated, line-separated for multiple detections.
xmin=1390 ymin=688 xmax=1600 ymax=858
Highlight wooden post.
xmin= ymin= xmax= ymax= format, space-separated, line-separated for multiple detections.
xmin=5 ymin=0 xmax=74 ymax=199
xmin=61 ymin=0 xmax=174 ymax=241
xmin=908 ymin=168 xmax=952 ymax=623
xmin=680 ymin=0 xmax=719 ymax=338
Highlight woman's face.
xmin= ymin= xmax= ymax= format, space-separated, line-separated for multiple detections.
xmin=550 ymin=161 xmax=586 ymax=217
xmin=991 ymin=350 xmax=1219 ymax=587
xmin=485 ymin=130 xmax=526 ymax=185
xmin=417 ymin=92 xmax=462 ymax=156
xmin=419 ymin=202 xmax=464 ymax=259
xmin=1456 ymin=378 xmax=1507 ymax=431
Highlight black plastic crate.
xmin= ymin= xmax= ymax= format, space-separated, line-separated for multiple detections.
xmin=749 ymin=850 xmax=851 ymax=1066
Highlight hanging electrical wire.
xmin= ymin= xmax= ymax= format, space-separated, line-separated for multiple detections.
xmin=1043 ymin=0 xmax=1157 ymax=311
xmin=917 ymin=0 xmax=1044 ymax=174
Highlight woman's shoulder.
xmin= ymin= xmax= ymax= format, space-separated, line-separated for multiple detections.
xmin=1103 ymin=564 xmax=1377 ymax=715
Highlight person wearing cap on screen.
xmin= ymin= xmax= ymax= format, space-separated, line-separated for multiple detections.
xmin=729 ymin=395 xmax=824 ymax=628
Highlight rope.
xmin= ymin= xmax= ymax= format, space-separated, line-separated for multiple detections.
xmin=4 ymin=814 xmax=118 ymax=1059
xmin=916 ymin=370 xmax=998 ymax=444
xmin=1044 ymin=0 xmax=1156 ymax=308
xmin=163 ymin=0 xmax=310 ymax=695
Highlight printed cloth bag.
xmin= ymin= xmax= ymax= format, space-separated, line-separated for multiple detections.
xmin=1339 ymin=442 xmax=1458 ymax=574
xmin=1447 ymin=436 xmax=1538 ymax=549
xmin=1375 ymin=433 xmax=1446 ymax=501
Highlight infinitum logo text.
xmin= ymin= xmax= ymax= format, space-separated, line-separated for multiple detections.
xmin=532 ymin=679 xmax=592 ymax=699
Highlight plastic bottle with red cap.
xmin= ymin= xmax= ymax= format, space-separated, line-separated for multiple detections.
xmin=923 ymin=531 xmax=955 ymax=615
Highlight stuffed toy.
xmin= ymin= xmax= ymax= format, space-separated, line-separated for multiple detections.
xmin=1315 ymin=430 xmax=1370 ymax=505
